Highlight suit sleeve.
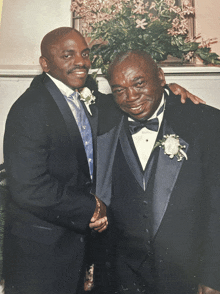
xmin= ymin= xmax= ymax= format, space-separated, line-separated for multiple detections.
xmin=199 ymin=109 xmax=220 ymax=291
xmin=3 ymin=96 xmax=96 ymax=233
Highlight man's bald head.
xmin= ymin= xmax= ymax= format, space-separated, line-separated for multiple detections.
xmin=107 ymin=50 xmax=160 ymax=82
xmin=40 ymin=27 xmax=80 ymax=59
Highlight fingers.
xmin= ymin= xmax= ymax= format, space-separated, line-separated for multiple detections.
xmin=180 ymin=92 xmax=187 ymax=104
xmin=189 ymin=93 xmax=206 ymax=104
xmin=90 ymin=212 xmax=99 ymax=223
xmin=89 ymin=216 xmax=108 ymax=232
xmin=89 ymin=216 xmax=107 ymax=228
xmin=96 ymin=220 xmax=108 ymax=233
xmin=198 ymin=284 xmax=220 ymax=294
xmin=97 ymin=223 xmax=108 ymax=233
xmin=168 ymin=83 xmax=206 ymax=105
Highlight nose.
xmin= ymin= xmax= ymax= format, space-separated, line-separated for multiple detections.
xmin=126 ymin=87 xmax=140 ymax=101
xmin=74 ymin=53 xmax=85 ymax=66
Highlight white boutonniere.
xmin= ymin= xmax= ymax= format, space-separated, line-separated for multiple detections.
xmin=80 ymin=87 xmax=96 ymax=115
xmin=154 ymin=134 xmax=188 ymax=161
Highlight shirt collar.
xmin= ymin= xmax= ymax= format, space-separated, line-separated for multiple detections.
xmin=46 ymin=73 xmax=77 ymax=97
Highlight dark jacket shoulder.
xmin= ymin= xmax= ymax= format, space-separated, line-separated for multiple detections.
xmin=165 ymin=91 xmax=220 ymax=138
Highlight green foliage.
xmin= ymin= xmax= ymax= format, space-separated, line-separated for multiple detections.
xmin=84 ymin=0 xmax=220 ymax=75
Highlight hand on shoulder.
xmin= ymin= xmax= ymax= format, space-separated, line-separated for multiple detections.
xmin=168 ymin=83 xmax=206 ymax=105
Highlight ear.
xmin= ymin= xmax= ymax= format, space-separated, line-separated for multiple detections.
xmin=158 ymin=67 xmax=166 ymax=87
xmin=39 ymin=56 xmax=50 ymax=73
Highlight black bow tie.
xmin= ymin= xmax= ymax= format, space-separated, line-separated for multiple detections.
xmin=128 ymin=117 xmax=159 ymax=134
xmin=128 ymin=103 xmax=165 ymax=135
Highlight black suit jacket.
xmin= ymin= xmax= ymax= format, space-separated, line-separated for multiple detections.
xmin=96 ymin=90 xmax=220 ymax=293
xmin=3 ymin=73 xmax=111 ymax=294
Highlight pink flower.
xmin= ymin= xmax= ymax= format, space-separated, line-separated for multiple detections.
xmin=133 ymin=0 xmax=146 ymax=15
xmin=149 ymin=2 xmax=156 ymax=10
xmin=165 ymin=0 xmax=175 ymax=6
xmin=136 ymin=18 xmax=148 ymax=29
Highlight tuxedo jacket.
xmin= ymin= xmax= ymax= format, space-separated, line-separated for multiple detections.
xmin=96 ymin=90 xmax=220 ymax=293
xmin=3 ymin=73 xmax=112 ymax=294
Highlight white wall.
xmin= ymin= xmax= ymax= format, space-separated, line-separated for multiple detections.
xmin=0 ymin=0 xmax=72 ymax=66
xmin=0 ymin=0 xmax=72 ymax=163
xmin=195 ymin=0 xmax=220 ymax=56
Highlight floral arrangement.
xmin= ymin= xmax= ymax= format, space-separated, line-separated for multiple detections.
xmin=71 ymin=0 xmax=220 ymax=75
xmin=154 ymin=134 xmax=188 ymax=161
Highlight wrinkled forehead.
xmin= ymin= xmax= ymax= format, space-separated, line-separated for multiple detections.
xmin=111 ymin=56 xmax=157 ymax=83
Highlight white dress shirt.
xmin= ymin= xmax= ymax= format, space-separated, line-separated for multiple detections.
xmin=129 ymin=95 xmax=165 ymax=170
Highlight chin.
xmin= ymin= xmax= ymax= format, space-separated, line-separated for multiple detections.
xmin=129 ymin=113 xmax=149 ymax=121
xmin=68 ymin=78 xmax=87 ymax=89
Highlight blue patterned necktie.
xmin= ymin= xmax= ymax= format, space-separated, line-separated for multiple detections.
xmin=65 ymin=92 xmax=93 ymax=180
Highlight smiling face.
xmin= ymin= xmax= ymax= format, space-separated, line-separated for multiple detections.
xmin=40 ymin=29 xmax=91 ymax=89
xmin=109 ymin=52 xmax=166 ymax=121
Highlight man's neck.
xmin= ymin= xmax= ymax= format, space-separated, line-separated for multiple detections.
xmin=46 ymin=73 xmax=77 ymax=97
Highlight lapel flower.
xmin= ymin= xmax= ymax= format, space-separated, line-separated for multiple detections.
xmin=80 ymin=87 xmax=96 ymax=115
xmin=154 ymin=134 xmax=188 ymax=161
xmin=80 ymin=87 xmax=96 ymax=106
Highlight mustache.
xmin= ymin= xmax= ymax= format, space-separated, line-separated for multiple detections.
xmin=67 ymin=65 xmax=89 ymax=75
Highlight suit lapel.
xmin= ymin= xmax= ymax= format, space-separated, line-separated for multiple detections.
xmin=119 ymin=118 xmax=145 ymax=189
xmin=152 ymin=118 xmax=189 ymax=238
xmin=43 ymin=75 xmax=88 ymax=155
xmin=95 ymin=117 xmax=123 ymax=205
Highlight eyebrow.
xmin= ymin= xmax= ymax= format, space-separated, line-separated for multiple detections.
xmin=82 ymin=48 xmax=90 ymax=53
xmin=111 ymin=76 xmax=144 ymax=88
xmin=111 ymin=84 xmax=122 ymax=89
xmin=133 ymin=76 xmax=144 ymax=82
xmin=61 ymin=48 xmax=90 ymax=54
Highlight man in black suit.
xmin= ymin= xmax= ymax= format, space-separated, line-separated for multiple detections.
xmin=95 ymin=51 xmax=220 ymax=294
xmin=2 ymin=27 xmax=108 ymax=294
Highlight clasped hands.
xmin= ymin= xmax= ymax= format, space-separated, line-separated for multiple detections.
xmin=197 ymin=284 xmax=220 ymax=294
xmin=89 ymin=195 xmax=108 ymax=233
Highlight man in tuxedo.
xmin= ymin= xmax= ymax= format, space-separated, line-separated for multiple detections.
xmin=95 ymin=50 xmax=220 ymax=294
xmin=2 ymin=27 xmax=108 ymax=294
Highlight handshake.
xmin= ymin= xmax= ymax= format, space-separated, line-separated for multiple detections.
xmin=89 ymin=195 xmax=108 ymax=233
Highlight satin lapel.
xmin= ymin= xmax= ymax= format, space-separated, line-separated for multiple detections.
xmin=43 ymin=75 xmax=85 ymax=151
xmin=95 ymin=117 xmax=123 ymax=205
xmin=119 ymin=118 xmax=145 ymax=190
xmin=152 ymin=118 xmax=189 ymax=238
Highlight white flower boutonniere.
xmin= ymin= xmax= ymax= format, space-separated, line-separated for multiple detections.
xmin=80 ymin=87 xmax=96 ymax=115
xmin=154 ymin=134 xmax=188 ymax=161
